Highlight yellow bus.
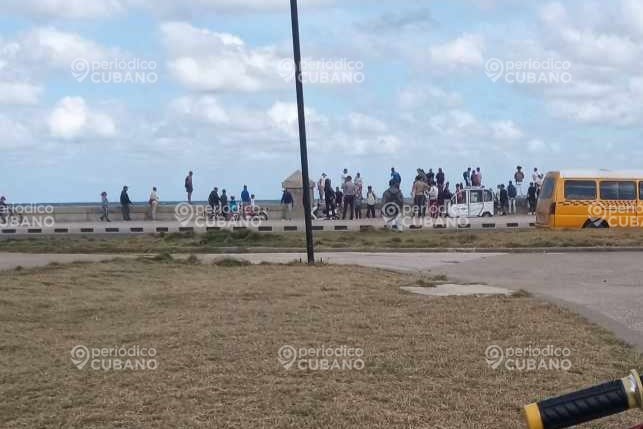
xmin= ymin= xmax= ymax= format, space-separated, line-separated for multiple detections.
xmin=536 ymin=170 xmax=643 ymax=229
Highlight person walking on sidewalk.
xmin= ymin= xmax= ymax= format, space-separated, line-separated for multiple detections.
xmin=382 ymin=179 xmax=404 ymax=231
xmin=149 ymin=187 xmax=160 ymax=221
xmin=99 ymin=192 xmax=111 ymax=222
xmin=120 ymin=186 xmax=132 ymax=221
xmin=281 ymin=188 xmax=294 ymax=221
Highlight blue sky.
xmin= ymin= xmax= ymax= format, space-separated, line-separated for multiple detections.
xmin=2 ymin=0 xmax=643 ymax=203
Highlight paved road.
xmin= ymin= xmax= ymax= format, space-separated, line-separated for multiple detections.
xmin=1 ymin=251 xmax=641 ymax=350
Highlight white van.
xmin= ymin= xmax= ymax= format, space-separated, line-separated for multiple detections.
xmin=448 ymin=187 xmax=495 ymax=218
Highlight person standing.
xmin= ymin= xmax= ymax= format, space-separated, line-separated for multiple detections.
xmin=341 ymin=168 xmax=348 ymax=185
xmin=335 ymin=186 xmax=343 ymax=213
xmin=463 ymin=167 xmax=472 ymax=187
xmin=439 ymin=182 xmax=453 ymax=217
xmin=354 ymin=173 xmax=364 ymax=198
xmin=99 ymin=192 xmax=110 ymax=222
xmin=411 ymin=176 xmax=428 ymax=217
xmin=208 ymin=187 xmax=220 ymax=219
xmin=507 ymin=181 xmax=517 ymax=215
xmin=436 ymin=168 xmax=445 ymax=190
xmin=185 ymin=171 xmax=194 ymax=204
xmin=281 ymin=188 xmax=294 ymax=221
xmin=428 ymin=182 xmax=439 ymax=219
xmin=366 ymin=186 xmax=377 ymax=218
xmin=390 ymin=167 xmax=401 ymax=187
xmin=382 ymin=179 xmax=404 ymax=231
xmin=324 ymin=178 xmax=336 ymax=219
xmin=318 ymin=173 xmax=327 ymax=204
xmin=120 ymin=186 xmax=132 ymax=221
xmin=527 ymin=182 xmax=538 ymax=215
xmin=499 ymin=184 xmax=509 ymax=216
xmin=514 ymin=166 xmax=525 ymax=196
xmin=220 ymin=189 xmax=229 ymax=218
xmin=241 ymin=185 xmax=251 ymax=209
xmin=342 ymin=176 xmax=356 ymax=220
xmin=149 ymin=187 xmax=160 ymax=221
xmin=472 ymin=167 xmax=482 ymax=187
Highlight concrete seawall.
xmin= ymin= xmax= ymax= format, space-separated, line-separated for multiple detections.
xmin=7 ymin=198 xmax=531 ymax=223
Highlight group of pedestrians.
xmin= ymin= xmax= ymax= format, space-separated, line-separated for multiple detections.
xmin=95 ymin=164 xmax=547 ymax=223
xmin=493 ymin=166 xmax=545 ymax=215
xmin=315 ymin=171 xmax=380 ymax=221
xmin=99 ymin=171 xmax=256 ymax=222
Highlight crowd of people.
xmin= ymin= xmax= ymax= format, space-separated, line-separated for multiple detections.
xmin=4 ymin=166 xmax=544 ymax=224
xmin=313 ymin=165 xmax=546 ymax=224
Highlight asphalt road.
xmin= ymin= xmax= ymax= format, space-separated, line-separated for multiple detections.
xmin=1 ymin=251 xmax=641 ymax=350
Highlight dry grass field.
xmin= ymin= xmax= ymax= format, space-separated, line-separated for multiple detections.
xmin=2 ymin=228 xmax=643 ymax=254
xmin=0 ymin=258 xmax=641 ymax=428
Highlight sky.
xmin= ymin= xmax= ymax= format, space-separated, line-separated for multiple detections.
xmin=2 ymin=0 xmax=643 ymax=203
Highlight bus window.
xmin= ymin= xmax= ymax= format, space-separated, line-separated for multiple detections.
xmin=640 ymin=182 xmax=643 ymax=200
xmin=484 ymin=190 xmax=493 ymax=202
xmin=540 ymin=177 xmax=556 ymax=199
xmin=600 ymin=181 xmax=636 ymax=200
xmin=564 ymin=180 xmax=596 ymax=200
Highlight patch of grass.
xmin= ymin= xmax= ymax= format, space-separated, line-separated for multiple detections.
xmin=212 ymin=257 xmax=251 ymax=267
xmin=3 ymin=228 xmax=643 ymax=254
xmin=0 ymin=261 xmax=640 ymax=428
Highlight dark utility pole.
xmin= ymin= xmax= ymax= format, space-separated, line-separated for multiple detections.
xmin=289 ymin=0 xmax=315 ymax=264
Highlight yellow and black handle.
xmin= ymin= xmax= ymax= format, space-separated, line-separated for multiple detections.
xmin=523 ymin=370 xmax=643 ymax=429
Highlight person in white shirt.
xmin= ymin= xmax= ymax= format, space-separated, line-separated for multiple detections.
xmin=428 ymin=184 xmax=439 ymax=219
xmin=340 ymin=168 xmax=348 ymax=186
xmin=149 ymin=187 xmax=160 ymax=221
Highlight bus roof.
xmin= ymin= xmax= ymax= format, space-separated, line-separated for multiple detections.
xmin=554 ymin=170 xmax=643 ymax=180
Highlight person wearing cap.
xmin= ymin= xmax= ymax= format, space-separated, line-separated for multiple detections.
xmin=318 ymin=173 xmax=327 ymax=204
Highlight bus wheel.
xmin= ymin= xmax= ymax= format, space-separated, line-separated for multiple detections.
xmin=482 ymin=212 xmax=493 ymax=218
xmin=583 ymin=219 xmax=609 ymax=229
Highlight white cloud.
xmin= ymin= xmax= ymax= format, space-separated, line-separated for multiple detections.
xmin=5 ymin=0 xmax=125 ymax=19
xmin=162 ymin=22 xmax=286 ymax=92
xmin=0 ymin=81 xmax=43 ymax=105
xmin=170 ymin=95 xmax=229 ymax=124
xmin=47 ymin=97 xmax=117 ymax=140
xmin=398 ymin=85 xmax=462 ymax=110
xmin=429 ymin=109 xmax=485 ymax=137
xmin=0 ymin=115 xmax=32 ymax=149
xmin=430 ymin=34 xmax=485 ymax=69
xmin=349 ymin=112 xmax=388 ymax=133
xmin=491 ymin=120 xmax=524 ymax=140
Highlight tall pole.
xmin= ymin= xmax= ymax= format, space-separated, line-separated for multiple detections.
xmin=289 ymin=0 xmax=315 ymax=264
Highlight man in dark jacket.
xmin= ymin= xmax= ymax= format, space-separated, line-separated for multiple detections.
xmin=499 ymin=185 xmax=509 ymax=216
xmin=507 ymin=181 xmax=517 ymax=214
xmin=220 ymin=190 xmax=229 ymax=219
xmin=120 ymin=186 xmax=132 ymax=221
xmin=527 ymin=182 xmax=538 ymax=215
xmin=281 ymin=189 xmax=294 ymax=220
xmin=185 ymin=171 xmax=194 ymax=204
xmin=382 ymin=179 xmax=404 ymax=231
xmin=208 ymin=187 xmax=220 ymax=218
xmin=436 ymin=168 xmax=445 ymax=190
